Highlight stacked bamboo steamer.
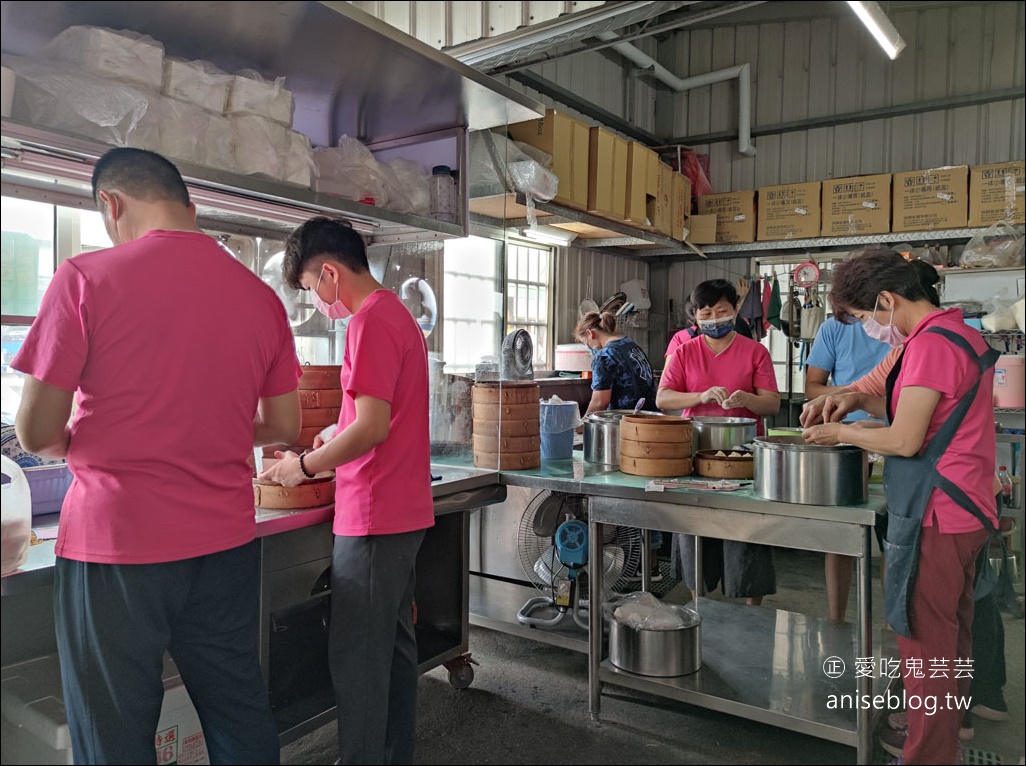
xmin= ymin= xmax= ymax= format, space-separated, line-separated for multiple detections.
xmin=472 ymin=382 xmax=541 ymax=469
xmin=262 ymin=365 xmax=343 ymax=457
xmin=619 ymin=414 xmax=693 ymax=477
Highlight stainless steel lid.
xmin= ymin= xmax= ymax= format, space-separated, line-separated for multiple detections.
xmin=691 ymin=416 xmax=757 ymax=426
xmin=754 ymin=435 xmax=864 ymax=452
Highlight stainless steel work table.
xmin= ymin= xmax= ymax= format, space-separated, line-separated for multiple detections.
xmin=485 ymin=456 xmax=890 ymax=765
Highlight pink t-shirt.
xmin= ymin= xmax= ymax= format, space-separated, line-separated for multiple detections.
xmin=332 ymin=290 xmax=434 ymax=536
xmin=890 ymin=309 xmax=997 ymax=533
xmin=659 ymin=335 xmax=778 ymax=430
xmin=12 ymin=231 xmax=302 ymax=564
xmin=664 ymin=327 xmax=698 ymax=359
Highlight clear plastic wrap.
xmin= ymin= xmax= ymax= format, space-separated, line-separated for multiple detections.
xmin=230 ymin=114 xmax=288 ymax=180
xmin=6 ymin=54 xmax=151 ymax=146
xmin=313 ymin=135 xmax=390 ymax=205
xmin=981 ymin=289 xmax=1020 ymax=332
xmin=468 ymin=131 xmax=558 ymax=201
xmin=604 ymin=591 xmax=700 ymax=631
xmin=960 ymin=221 xmax=1025 ymax=268
xmin=283 ymin=130 xmax=315 ymax=188
xmin=538 ymin=396 xmax=582 ymax=434
xmin=40 ymin=25 xmax=164 ymax=91
xmin=226 ymin=69 xmax=294 ymax=127
xmin=388 ymin=158 xmax=431 ymax=216
xmin=127 ymin=95 xmax=234 ymax=172
xmin=161 ymin=57 xmax=233 ymax=114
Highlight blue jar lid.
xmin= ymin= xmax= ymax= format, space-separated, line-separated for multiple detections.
xmin=432 ymin=165 xmax=451 ymax=175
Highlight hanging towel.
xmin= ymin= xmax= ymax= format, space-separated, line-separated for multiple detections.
xmin=767 ymin=275 xmax=783 ymax=331
xmin=761 ymin=278 xmax=773 ymax=332
xmin=739 ymin=277 xmax=764 ymax=341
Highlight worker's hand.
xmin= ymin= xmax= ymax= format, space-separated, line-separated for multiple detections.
xmin=312 ymin=434 xmax=326 ymax=450
xmin=721 ymin=390 xmax=750 ymax=410
xmin=802 ymin=422 xmax=844 ymax=446
xmin=699 ymin=386 xmax=730 ymax=405
xmin=800 ymin=392 xmax=861 ymax=426
xmin=258 ymin=450 xmax=307 ymax=487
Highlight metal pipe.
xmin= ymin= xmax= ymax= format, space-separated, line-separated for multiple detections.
xmin=595 ymin=32 xmax=756 ymax=157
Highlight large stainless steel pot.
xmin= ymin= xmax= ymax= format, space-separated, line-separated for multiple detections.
xmin=583 ymin=410 xmax=668 ymax=465
xmin=608 ymin=605 xmax=701 ymax=677
xmin=753 ymin=435 xmax=869 ymax=506
xmin=691 ymin=416 xmax=757 ymax=453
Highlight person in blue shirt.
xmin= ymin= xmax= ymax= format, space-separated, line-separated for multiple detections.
xmin=804 ymin=315 xmax=889 ymax=621
xmin=576 ymin=310 xmax=662 ymax=580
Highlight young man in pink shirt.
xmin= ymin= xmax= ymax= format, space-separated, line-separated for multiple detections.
xmin=258 ymin=217 xmax=433 ymax=766
xmin=13 ymin=148 xmax=302 ymax=764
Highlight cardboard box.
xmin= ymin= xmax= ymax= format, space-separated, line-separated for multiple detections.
xmin=892 ymin=166 xmax=968 ymax=232
xmin=587 ymin=127 xmax=628 ymax=220
xmin=685 ymin=213 xmax=717 ymax=244
xmin=697 ymin=190 xmax=756 ymax=243
xmin=969 ymin=161 xmax=1025 ymax=226
xmin=671 ymin=173 xmax=692 ymax=241
xmin=508 ymin=109 xmax=591 ymax=210
xmin=757 ymin=181 xmax=821 ymax=241
xmin=625 ymin=142 xmax=654 ymax=225
xmin=822 ymin=173 xmax=891 ymax=236
xmin=647 ymin=162 xmax=675 ymax=236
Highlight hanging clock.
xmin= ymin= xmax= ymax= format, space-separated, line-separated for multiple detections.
xmin=794 ymin=261 xmax=821 ymax=288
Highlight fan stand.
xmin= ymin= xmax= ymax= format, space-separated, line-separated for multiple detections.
xmin=516 ymin=575 xmax=590 ymax=630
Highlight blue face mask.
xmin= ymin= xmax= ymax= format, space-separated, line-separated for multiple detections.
xmin=697 ymin=315 xmax=735 ymax=339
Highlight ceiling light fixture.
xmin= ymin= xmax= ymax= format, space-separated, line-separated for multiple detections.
xmin=846 ymin=1 xmax=907 ymax=60
xmin=516 ymin=224 xmax=578 ymax=247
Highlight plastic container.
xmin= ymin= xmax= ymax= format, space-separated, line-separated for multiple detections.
xmin=1 ymin=454 xmax=32 ymax=574
xmin=24 ymin=464 xmax=73 ymax=516
xmin=994 ymin=355 xmax=1025 ymax=409
xmin=429 ymin=165 xmax=456 ymax=223
xmin=539 ymin=400 xmax=580 ymax=461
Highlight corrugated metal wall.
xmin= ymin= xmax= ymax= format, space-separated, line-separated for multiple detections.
xmin=661 ymin=1 xmax=1026 ymax=191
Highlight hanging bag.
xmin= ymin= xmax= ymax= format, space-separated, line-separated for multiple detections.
xmin=800 ymin=286 xmax=826 ymax=340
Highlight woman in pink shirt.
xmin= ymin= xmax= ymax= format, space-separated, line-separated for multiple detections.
xmin=657 ymin=279 xmax=780 ymax=606
xmin=803 ymin=248 xmax=998 ymax=765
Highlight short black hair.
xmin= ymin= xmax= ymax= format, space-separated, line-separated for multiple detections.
xmin=282 ymin=217 xmax=369 ymax=289
xmin=91 ymin=148 xmax=190 ymax=207
xmin=829 ymin=247 xmax=929 ymax=323
xmin=690 ymin=279 xmax=738 ymax=311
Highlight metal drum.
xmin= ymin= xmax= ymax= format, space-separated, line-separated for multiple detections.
xmin=608 ymin=605 xmax=701 ymax=677
xmin=753 ymin=435 xmax=869 ymax=506
xmin=583 ymin=410 xmax=670 ymax=466
xmin=691 ymin=416 xmax=757 ymax=453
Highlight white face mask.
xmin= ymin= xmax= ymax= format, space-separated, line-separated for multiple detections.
xmin=311 ymin=267 xmax=352 ymax=320
xmin=861 ymin=295 xmax=905 ymax=347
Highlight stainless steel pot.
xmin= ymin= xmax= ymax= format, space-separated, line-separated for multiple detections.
xmin=583 ymin=410 xmax=668 ymax=465
xmin=608 ymin=605 xmax=701 ymax=677
xmin=753 ymin=435 xmax=869 ymax=506
xmin=691 ymin=416 xmax=757 ymax=453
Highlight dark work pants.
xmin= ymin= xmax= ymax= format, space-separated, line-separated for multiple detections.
xmin=330 ymin=528 xmax=426 ymax=766
xmin=54 ymin=541 xmax=280 ymax=765
xmin=970 ymin=591 xmax=1007 ymax=710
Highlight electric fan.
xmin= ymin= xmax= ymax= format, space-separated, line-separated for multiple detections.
xmin=501 ymin=329 xmax=534 ymax=380
xmin=515 ymin=491 xmax=643 ymax=630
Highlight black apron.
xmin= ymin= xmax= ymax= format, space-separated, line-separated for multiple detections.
xmin=881 ymin=326 xmax=999 ymax=638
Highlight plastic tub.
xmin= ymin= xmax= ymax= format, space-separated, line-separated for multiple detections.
xmin=540 ymin=429 xmax=573 ymax=460
xmin=994 ymin=355 xmax=1025 ymax=409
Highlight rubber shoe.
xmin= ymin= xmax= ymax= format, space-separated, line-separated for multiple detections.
xmin=971 ymin=703 xmax=1009 ymax=722
xmin=880 ymin=726 xmax=907 ymax=758
xmin=888 ymin=710 xmax=908 ymax=730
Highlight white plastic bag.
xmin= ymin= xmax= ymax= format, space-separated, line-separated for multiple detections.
xmin=313 ymin=135 xmax=390 ymax=205
xmin=960 ymin=221 xmax=1025 ymax=269
xmin=226 ymin=69 xmax=294 ymax=127
xmin=469 ymin=130 xmax=558 ymax=201
xmin=981 ymin=289 xmax=1019 ymax=332
xmin=40 ymin=25 xmax=165 ymax=91
xmin=161 ymin=57 xmax=233 ymax=114
xmin=389 ymin=158 xmax=431 ymax=216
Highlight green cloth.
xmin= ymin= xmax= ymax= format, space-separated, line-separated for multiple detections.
xmin=768 ymin=275 xmax=782 ymax=330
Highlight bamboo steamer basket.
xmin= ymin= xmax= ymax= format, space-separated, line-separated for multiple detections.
xmin=299 ymin=389 xmax=343 ymax=408
xmin=301 ymin=407 xmax=341 ymax=428
xmin=694 ymin=450 xmax=755 ymax=479
xmin=298 ymin=365 xmax=342 ymax=390
xmin=295 ymin=426 xmax=328 ymax=449
xmin=253 ymin=475 xmax=335 ymax=509
xmin=472 ymin=382 xmax=540 ymax=469
xmin=619 ymin=415 xmax=693 ymax=477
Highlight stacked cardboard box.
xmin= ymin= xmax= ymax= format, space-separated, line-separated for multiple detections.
xmin=508 ymin=109 xmax=590 ymax=210
xmin=697 ymin=190 xmax=756 ymax=243
xmin=822 ymin=174 xmax=891 ymax=236
xmin=969 ymin=161 xmax=1024 ymax=226
xmin=892 ymin=166 xmax=968 ymax=232
xmin=757 ymin=182 xmax=821 ymax=241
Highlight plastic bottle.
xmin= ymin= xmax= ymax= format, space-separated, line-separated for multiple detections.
xmin=997 ymin=466 xmax=1013 ymax=508
xmin=429 ymin=165 xmax=456 ymax=223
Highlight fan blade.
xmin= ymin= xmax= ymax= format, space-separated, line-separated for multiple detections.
xmin=532 ymin=495 xmax=563 ymax=538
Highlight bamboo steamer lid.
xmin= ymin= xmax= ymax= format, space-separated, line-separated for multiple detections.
xmin=253 ymin=476 xmax=335 ymax=509
xmin=620 ymin=439 xmax=692 ymax=460
xmin=299 ymin=389 xmax=344 ymax=408
xmin=472 ymin=402 xmax=541 ymax=421
xmin=472 ymin=382 xmax=540 ymax=405
xmin=473 ymin=434 xmax=541 ymax=454
xmin=301 ymin=407 xmax=341 ymax=428
xmin=298 ymin=365 xmax=342 ymax=390
xmin=473 ymin=451 xmax=542 ymax=470
xmin=619 ymin=414 xmax=693 ymax=445
xmin=694 ymin=450 xmax=755 ymax=479
xmin=619 ymin=455 xmax=693 ymax=478
xmin=472 ymin=418 xmax=539 ymax=438
xmin=294 ymin=425 xmax=327 ymax=449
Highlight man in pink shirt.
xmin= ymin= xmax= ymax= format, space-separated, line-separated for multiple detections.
xmin=258 ymin=217 xmax=433 ymax=765
xmin=13 ymin=148 xmax=302 ymax=764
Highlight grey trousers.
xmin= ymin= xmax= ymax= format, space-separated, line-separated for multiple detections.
xmin=330 ymin=528 xmax=426 ymax=766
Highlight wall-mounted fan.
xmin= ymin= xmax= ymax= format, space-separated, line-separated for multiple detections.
xmin=261 ymin=251 xmax=329 ymax=334
xmin=501 ymin=329 xmax=534 ymax=380
xmin=515 ymin=491 xmax=642 ymax=630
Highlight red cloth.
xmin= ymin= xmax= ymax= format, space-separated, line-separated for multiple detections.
xmin=897 ymin=525 xmax=988 ymax=765
xmin=761 ymin=279 xmax=773 ymax=332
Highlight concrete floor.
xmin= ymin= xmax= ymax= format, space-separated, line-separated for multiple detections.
xmin=282 ymin=548 xmax=1025 ymax=765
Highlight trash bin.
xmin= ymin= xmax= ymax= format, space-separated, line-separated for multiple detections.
xmin=539 ymin=397 xmax=581 ymax=460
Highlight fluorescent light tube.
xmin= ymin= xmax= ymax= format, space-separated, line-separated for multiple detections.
xmin=517 ymin=224 xmax=578 ymax=246
xmin=847 ymin=1 xmax=907 ymax=60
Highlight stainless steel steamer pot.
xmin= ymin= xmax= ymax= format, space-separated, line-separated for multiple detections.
xmin=691 ymin=416 xmax=757 ymax=452
xmin=583 ymin=410 xmax=669 ymax=465
xmin=753 ymin=435 xmax=869 ymax=506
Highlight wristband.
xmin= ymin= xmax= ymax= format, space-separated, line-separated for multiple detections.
xmin=298 ymin=451 xmax=316 ymax=479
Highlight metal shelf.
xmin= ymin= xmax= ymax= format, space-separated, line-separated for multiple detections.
xmin=698 ymin=227 xmax=1003 ymax=255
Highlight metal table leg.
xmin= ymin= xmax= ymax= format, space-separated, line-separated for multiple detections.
xmin=856 ymin=524 xmax=873 ymax=765
xmin=589 ymin=517 xmax=603 ymax=719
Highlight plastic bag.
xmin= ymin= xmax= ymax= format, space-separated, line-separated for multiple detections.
xmin=960 ymin=221 xmax=1025 ymax=269
xmin=981 ymin=289 xmax=1019 ymax=332
xmin=468 ymin=130 xmax=557 ymax=201
xmin=161 ymin=57 xmax=233 ymax=113
xmin=313 ymin=135 xmax=390 ymax=205
xmin=388 ymin=158 xmax=430 ymax=216
xmin=680 ymin=150 xmax=713 ymax=199
xmin=538 ymin=396 xmax=582 ymax=434
xmin=604 ymin=591 xmax=699 ymax=631
xmin=40 ymin=25 xmax=165 ymax=91
xmin=226 ymin=68 xmax=294 ymax=127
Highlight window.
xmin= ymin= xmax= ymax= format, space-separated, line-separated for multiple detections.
xmin=505 ymin=240 xmax=552 ymax=368
xmin=442 ymin=236 xmax=503 ymax=373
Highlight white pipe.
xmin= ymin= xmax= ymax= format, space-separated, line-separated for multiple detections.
xmin=595 ymin=31 xmax=756 ymax=157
